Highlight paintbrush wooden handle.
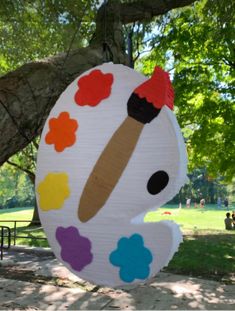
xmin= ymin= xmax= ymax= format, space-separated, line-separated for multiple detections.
xmin=78 ymin=66 xmax=174 ymax=222
xmin=78 ymin=116 xmax=144 ymax=222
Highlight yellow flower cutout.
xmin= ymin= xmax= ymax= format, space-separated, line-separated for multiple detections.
xmin=37 ymin=172 xmax=70 ymax=211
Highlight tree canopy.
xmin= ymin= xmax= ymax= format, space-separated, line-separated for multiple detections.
xmin=139 ymin=0 xmax=235 ymax=180
xmin=0 ymin=0 xmax=234 ymax=183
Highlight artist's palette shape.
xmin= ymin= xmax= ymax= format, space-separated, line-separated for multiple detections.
xmin=36 ymin=63 xmax=187 ymax=287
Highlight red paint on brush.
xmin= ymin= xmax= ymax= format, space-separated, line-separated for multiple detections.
xmin=134 ymin=66 xmax=174 ymax=110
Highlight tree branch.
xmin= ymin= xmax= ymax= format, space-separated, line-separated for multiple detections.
xmin=7 ymin=160 xmax=35 ymax=183
xmin=0 ymin=46 xmax=105 ymax=166
xmin=0 ymin=0 xmax=197 ymax=166
xmin=98 ymin=0 xmax=197 ymax=25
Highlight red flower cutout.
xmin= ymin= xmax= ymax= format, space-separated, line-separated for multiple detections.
xmin=45 ymin=112 xmax=78 ymax=152
xmin=74 ymin=69 xmax=113 ymax=107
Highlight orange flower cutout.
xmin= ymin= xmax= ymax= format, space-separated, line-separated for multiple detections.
xmin=74 ymin=69 xmax=113 ymax=107
xmin=45 ymin=112 xmax=78 ymax=152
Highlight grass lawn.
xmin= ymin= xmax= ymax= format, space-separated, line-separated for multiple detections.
xmin=0 ymin=207 xmax=48 ymax=247
xmin=145 ymin=204 xmax=235 ymax=282
xmin=166 ymin=233 xmax=235 ymax=283
xmin=0 ymin=207 xmax=33 ymax=228
xmin=0 ymin=205 xmax=235 ymax=282
xmin=145 ymin=204 xmax=235 ymax=232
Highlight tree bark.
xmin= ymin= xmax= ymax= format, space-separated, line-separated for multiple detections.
xmin=30 ymin=198 xmax=41 ymax=226
xmin=0 ymin=0 xmax=196 ymax=166
xmin=97 ymin=0 xmax=197 ymax=25
xmin=0 ymin=46 xmax=108 ymax=166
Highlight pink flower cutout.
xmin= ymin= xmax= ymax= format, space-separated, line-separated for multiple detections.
xmin=74 ymin=69 xmax=113 ymax=107
xmin=45 ymin=112 xmax=78 ymax=152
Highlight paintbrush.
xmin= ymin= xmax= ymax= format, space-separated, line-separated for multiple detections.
xmin=78 ymin=66 xmax=174 ymax=222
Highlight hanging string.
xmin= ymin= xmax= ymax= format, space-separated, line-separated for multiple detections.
xmin=102 ymin=0 xmax=113 ymax=62
xmin=33 ymin=3 xmax=90 ymax=143
xmin=103 ymin=0 xmax=107 ymax=44
xmin=127 ymin=31 xmax=134 ymax=68
xmin=61 ymin=2 xmax=89 ymax=69
xmin=0 ymin=2 xmax=89 ymax=148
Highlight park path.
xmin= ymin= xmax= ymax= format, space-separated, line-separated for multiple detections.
xmin=0 ymin=246 xmax=234 ymax=310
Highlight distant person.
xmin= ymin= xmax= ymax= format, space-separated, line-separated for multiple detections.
xmin=186 ymin=198 xmax=191 ymax=208
xmin=224 ymin=212 xmax=233 ymax=230
xmin=200 ymin=198 xmax=205 ymax=208
xmin=224 ymin=198 xmax=229 ymax=210
xmin=232 ymin=211 xmax=235 ymax=226
xmin=217 ymin=197 xmax=222 ymax=208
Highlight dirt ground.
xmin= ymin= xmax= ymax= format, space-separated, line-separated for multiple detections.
xmin=0 ymin=246 xmax=234 ymax=310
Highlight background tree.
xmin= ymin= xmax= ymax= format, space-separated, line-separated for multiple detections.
xmin=6 ymin=140 xmax=39 ymax=222
xmin=171 ymin=167 xmax=230 ymax=205
xmin=139 ymin=0 xmax=235 ymax=180
xmin=0 ymin=161 xmax=34 ymax=209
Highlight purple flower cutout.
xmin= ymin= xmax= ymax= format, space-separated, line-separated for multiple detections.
xmin=56 ymin=226 xmax=93 ymax=271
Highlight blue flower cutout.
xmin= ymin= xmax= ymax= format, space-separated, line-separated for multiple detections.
xmin=109 ymin=233 xmax=153 ymax=283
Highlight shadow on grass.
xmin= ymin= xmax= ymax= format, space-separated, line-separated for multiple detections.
xmin=11 ymin=225 xmax=49 ymax=248
xmin=0 ymin=207 xmax=33 ymax=214
xmin=165 ymin=233 xmax=235 ymax=283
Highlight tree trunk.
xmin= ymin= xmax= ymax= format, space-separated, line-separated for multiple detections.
xmin=6 ymin=160 xmax=40 ymax=225
xmin=27 ymin=174 xmax=41 ymax=226
xmin=30 ymin=198 xmax=41 ymax=226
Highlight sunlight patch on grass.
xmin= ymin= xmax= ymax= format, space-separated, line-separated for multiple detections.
xmin=145 ymin=204 xmax=233 ymax=232
xmin=0 ymin=207 xmax=33 ymax=228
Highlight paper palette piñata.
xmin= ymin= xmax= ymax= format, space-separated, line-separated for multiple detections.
xmin=36 ymin=63 xmax=188 ymax=287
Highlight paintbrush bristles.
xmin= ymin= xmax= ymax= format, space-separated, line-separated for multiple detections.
xmin=134 ymin=66 xmax=174 ymax=111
